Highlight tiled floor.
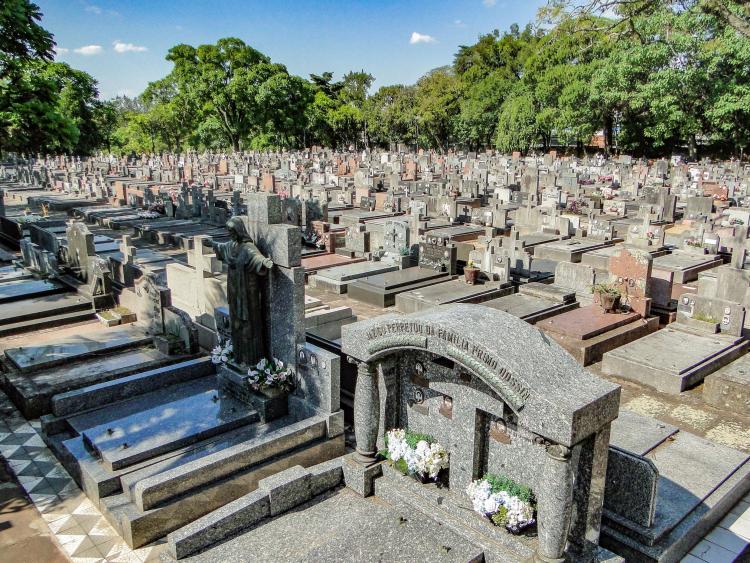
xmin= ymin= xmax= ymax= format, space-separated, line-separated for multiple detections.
xmin=0 ymin=389 xmax=747 ymax=562
xmin=0 ymin=410 xmax=165 ymax=563
xmin=684 ymin=497 xmax=750 ymax=562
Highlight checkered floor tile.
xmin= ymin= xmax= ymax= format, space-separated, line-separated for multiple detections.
xmin=0 ymin=401 xmax=165 ymax=562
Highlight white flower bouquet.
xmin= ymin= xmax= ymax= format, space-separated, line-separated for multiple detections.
xmin=246 ymin=357 xmax=294 ymax=393
xmin=383 ymin=428 xmax=449 ymax=483
xmin=210 ymin=340 xmax=233 ymax=365
xmin=466 ymin=474 xmax=536 ymax=534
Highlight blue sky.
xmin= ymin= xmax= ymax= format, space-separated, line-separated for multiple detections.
xmin=39 ymin=0 xmax=547 ymax=99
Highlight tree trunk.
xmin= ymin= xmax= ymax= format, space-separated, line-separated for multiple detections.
xmin=688 ymin=134 xmax=698 ymax=161
xmin=604 ymin=114 xmax=614 ymax=155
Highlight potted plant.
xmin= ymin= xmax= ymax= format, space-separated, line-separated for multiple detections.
xmin=591 ymin=283 xmax=621 ymax=313
xmin=464 ymin=260 xmax=480 ymax=285
xmin=467 ymin=474 xmax=536 ymax=534
xmin=382 ymin=428 xmax=449 ymax=484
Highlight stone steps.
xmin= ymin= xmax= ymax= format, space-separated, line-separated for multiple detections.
xmin=97 ymin=428 xmax=344 ymax=548
xmin=165 ymin=459 xmax=345 ymax=559
xmin=0 ymin=292 xmax=93 ymax=327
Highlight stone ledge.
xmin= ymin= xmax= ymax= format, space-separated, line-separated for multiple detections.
xmin=166 ymin=457 xmax=345 ymax=560
xmin=134 ymin=416 xmax=327 ymax=511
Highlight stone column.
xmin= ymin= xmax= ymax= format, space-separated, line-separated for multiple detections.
xmin=353 ymin=360 xmax=379 ymax=466
xmin=535 ymin=444 xmax=574 ymax=563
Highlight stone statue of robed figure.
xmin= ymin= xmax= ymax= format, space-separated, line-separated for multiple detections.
xmin=206 ymin=217 xmax=274 ymax=367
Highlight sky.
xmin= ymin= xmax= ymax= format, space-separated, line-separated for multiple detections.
xmin=38 ymin=0 xmax=548 ymax=99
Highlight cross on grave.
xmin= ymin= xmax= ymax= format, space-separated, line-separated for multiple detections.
xmin=191 ymin=235 xmax=221 ymax=316
xmin=120 ymin=235 xmax=136 ymax=266
xmin=232 ymin=190 xmax=242 ymax=216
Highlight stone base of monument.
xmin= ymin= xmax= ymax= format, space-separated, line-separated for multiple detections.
xmin=218 ymin=363 xmax=289 ymax=423
xmin=601 ymin=326 xmax=749 ymax=393
xmin=538 ymin=305 xmax=660 ymax=366
xmin=484 ymin=284 xmax=581 ymax=324
xmin=41 ymin=365 xmax=345 ymax=548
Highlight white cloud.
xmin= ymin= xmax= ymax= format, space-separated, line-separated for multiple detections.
xmin=410 ymin=32 xmax=437 ymax=45
xmin=85 ymin=4 xmax=102 ymax=14
xmin=483 ymin=0 xmax=497 ymax=6
xmin=73 ymin=44 xmax=103 ymax=55
xmin=55 ymin=47 xmax=69 ymax=55
xmin=454 ymin=19 xmax=466 ymax=28
xmin=113 ymin=41 xmax=148 ymax=53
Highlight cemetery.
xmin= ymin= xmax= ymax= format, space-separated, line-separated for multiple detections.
xmin=0 ymin=149 xmax=747 ymax=563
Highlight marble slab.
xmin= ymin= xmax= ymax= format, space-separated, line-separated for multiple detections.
xmin=609 ymin=410 xmax=678 ymax=455
xmin=79 ymin=377 xmax=258 ymax=471
xmin=0 ymin=278 xmax=64 ymax=304
xmin=0 ymin=265 xmax=32 ymax=283
xmin=4 ymin=325 xmax=151 ymax=372
xmin=541 ymin=305 xmax=641 ymax=340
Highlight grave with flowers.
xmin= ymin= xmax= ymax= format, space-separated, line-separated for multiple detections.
xmin=38 ymin=194 xmax=346 ymax=548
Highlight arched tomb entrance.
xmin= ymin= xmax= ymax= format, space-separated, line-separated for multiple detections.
xmin=341 ymin=304 xmax=620 ymax=563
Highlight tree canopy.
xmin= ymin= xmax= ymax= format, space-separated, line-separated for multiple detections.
xmin=2 ymin=0 xmax=749 ymax=158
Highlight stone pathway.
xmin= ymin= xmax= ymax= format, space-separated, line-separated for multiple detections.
xmin=0 ymin=393 xmax=165 ymax=563
xmin=0 ymin=384 xmax=747 ymax=562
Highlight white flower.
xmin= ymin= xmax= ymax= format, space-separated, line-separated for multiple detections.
xmin=211 ymin=355 xmax=221 ymax=364
xmin=220 ymin=355 xmax=228 ymax=363
xmin=256 ymin=360 xmax=265 ymax=370
xmin=211 ymin=346 xmax=222 ymax=355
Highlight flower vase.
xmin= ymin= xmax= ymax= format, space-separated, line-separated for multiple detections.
xmin=598 ymin=293 xmax=620 ymax=313
xmin=248 ymin=386 xmax=289 ymax=423
xmin=464 ymin=267 xmax=480 ymax=285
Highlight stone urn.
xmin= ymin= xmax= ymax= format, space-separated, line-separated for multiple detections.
xmin=598 ymin=293 xmax=620 ymax=313
xmin=464 ymin=266 xmax=480 ymax=285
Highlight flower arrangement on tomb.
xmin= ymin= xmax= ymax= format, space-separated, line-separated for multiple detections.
xmin=591 ymin=282 xmax=621 ymax=313
xmin=466 ymin=474 xmax=536 ymax=534
xmin=566 ymin=199 xmax=588 ymax=215
xmin=246 ymin=358 xmax=295 ymax=393
xmin=211 ymin=340 xmax=234 ymax=365
xmin=382 ymin=428 xmax=449 ymax=483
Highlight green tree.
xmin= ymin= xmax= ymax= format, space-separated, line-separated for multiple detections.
xmin=0 ymin=0 xmax=54 ymax=78
xmin=495 ymin=87 xmax=538 ymax=153
xmin=364 ymin=84 xmax=417 ymax=148
xmin=414 ymin=67 xmax=461 ymax=151
xmin=165 ymin=38 xmax=271 ymax=151
xmin=0 ymin=61 xmax=78 ymax=154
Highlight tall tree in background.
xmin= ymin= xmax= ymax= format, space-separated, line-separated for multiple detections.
xmin=165 ymin=38 xmax=271 ymax=151
xmin=0 ymin=0 xmax=54 ymax=78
